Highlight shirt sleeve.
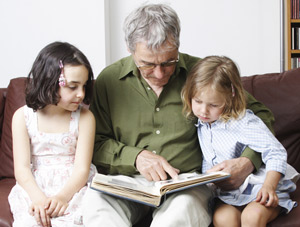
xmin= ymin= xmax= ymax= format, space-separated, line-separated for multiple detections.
xmin=241 ymin=110 xmax=287 ymax=175
xmin=241 ymin=146 xmax=262 ymax=171
xmin=241 ymin=91 xmax=276 ymax=171
xmin=90 ymin=68 xmax=140 ymax=175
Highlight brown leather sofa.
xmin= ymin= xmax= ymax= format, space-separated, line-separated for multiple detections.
xmin=0 ymin=67 xmax=300 ymax=227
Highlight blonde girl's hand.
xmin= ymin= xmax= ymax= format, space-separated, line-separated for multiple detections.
xmin=45 ymin=195 xmax=69 ymax=217
xmin=255 ymin=184 xmax=279 ymax=207
xmin=29 ymin=203 xmax=51 ymax=227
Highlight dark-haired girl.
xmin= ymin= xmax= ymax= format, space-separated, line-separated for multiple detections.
xmin=8 ymin=42 xmax=97 ymax=227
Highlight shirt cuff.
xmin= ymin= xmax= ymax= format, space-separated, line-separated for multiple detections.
xmin=266 ymin=160 xmax=287 ymax=175
xmin=241 ymin=146 xmax=262 ymax=172
xmin=120 ymin=146 xmax=143 ymax=172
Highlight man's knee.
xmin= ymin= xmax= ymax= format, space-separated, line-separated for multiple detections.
xmin=152 ymin=186 xmax=212 ymax=227
xmin=169 ymin=188 xmax=209 ymax=209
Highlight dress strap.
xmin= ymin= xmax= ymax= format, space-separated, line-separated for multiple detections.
xmin=24 ymin=105 xmax=38 ymax=135
xmin=69 ymin=105 xmax=81 ymax=134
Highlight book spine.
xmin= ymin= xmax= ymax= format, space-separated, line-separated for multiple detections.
xmin=292 ymin=27 xmax=295 ymax=50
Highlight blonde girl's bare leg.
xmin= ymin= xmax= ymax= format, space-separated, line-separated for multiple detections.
xmin=241 ymin=201 xmax=281 ymax=227
xmin=213 ymin=200 xmax=242 ymax=227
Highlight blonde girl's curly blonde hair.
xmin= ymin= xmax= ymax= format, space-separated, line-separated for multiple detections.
xmin=181 ymin=55 xmax=246 ymax=122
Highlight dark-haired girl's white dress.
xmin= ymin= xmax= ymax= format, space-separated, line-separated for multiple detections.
xmin=8 ymin=105 xmax=97 ymax=227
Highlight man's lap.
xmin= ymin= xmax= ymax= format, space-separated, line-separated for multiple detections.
xmin=83 ymin=184 xmax=213 ymax=227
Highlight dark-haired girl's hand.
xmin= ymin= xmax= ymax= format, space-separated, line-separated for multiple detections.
xmin=45 ymin=195 xmax=69 ymax=217
xmin=29 ymin=202 xmax=51 ymax=227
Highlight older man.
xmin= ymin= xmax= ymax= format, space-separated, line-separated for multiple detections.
xmin=83 ymin=4 xmax=274 ymax=226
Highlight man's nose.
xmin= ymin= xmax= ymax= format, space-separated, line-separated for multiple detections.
xmin=152 ymin=65 xmax=165 ymax=79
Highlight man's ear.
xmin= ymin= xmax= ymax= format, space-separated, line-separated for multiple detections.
xmin=127 ymin=46 xmax=131 ymax=54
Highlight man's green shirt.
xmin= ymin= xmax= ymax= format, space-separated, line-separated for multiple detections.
xmin=90 ymin=53 xmax=275 ymax=175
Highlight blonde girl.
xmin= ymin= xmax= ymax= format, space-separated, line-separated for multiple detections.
xmin=181 ymin=55 xmax=299 ymax=227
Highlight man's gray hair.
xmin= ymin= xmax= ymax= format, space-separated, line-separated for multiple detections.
xmin=123 ymin=3 xmax=181 ymax=53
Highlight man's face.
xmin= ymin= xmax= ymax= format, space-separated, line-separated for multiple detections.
xmin=132 ymin=42 xmax=179 ymax=89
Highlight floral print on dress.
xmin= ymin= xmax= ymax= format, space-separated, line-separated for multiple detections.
xmin=8 ymin=105 xmax=97 ymax=227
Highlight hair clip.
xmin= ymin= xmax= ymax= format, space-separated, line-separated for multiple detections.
xmin=59 ymin=60 xmax=66 ymax=87
xmin=231 ymin=83 xmax=235 ymax=97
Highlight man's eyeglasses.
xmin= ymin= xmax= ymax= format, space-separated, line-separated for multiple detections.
xmin=136 ymin=58 xmax=179 ymax=71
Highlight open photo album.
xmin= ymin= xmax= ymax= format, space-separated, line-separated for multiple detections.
xmin=90 ymin=171 xmax=230 ymax=207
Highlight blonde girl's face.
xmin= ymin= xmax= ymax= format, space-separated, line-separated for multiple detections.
xmin=191 ymin=86 xmax=225 ymax=124
xmin=58 ymin=65 xmax=88 ymax=112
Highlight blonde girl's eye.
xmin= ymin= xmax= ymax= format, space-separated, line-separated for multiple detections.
xmin=193 ymin=98 xmax=202 ymax=104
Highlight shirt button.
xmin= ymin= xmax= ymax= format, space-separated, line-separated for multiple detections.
xmin=156 ymin=130 xmax=160 ymax=135
xmin=152 ymin=150 xmax=157 ymax=154
xmin=147 ymin=87 xmax=151 ymax=90
xmin=156 ymin=107 xmax=160 ymax=112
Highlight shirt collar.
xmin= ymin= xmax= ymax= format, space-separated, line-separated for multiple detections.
xmin=118 ymin=56 xmax=139 ymax=80
xmin=195 ymin=118 xmax=227 ymax=129
xmin=118 ymin=53 xmax=188 ymax=80
xmin=177 ymin=52 xmax=188 ymax=72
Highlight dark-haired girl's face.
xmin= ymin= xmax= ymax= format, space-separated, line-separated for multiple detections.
xmin=57 ymin=65 xmax=88 ymax=112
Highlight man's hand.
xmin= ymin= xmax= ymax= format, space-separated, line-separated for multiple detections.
xmin=207 ymin=157 xmax=254 ymax=190
xmin=136 ymin=150 xmax=179 ymax=181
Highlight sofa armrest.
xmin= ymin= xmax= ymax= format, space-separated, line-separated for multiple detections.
xmin=0 ymin=88 xmax=7 ymax=144
xmin=0 ymin=78 xmax=26 ymax=178
xmin=0 ymin=178 xmax=15 ymax=227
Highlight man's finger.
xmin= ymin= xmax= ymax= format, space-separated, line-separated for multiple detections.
xmin=163 ymin=163 xmax=179 ymax=180
xmin=206 ymin=163 xmax=224 ymax=172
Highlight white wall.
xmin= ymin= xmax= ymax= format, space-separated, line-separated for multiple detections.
xmin=0 ymin=0 xmax=281 ymax=87
xmin=0 ymin=0 xmax=106 ymax=87
xmin=107 ymin=0 xmax=281 ymax=77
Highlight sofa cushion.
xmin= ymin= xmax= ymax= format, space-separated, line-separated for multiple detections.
xmin=242 ymin=68 xmax=300 ymax=172
xmin=268 ymin=180 xmax=300 ymax=227
xmin=0 ymin=78 xmax=26 ymax=178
